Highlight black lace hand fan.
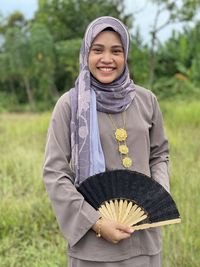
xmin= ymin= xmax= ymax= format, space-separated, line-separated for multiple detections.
xmin=77 ymin=169 xmax=181 ymax=230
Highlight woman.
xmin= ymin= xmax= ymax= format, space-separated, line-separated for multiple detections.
xmin=43 ymin=16 xmax=169 ymax=266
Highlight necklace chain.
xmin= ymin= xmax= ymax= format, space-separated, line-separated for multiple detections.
xmin=108 ymin=111 xmax=133 ymax=169
xmin=109 ymin=110 xmax=126 ymax=129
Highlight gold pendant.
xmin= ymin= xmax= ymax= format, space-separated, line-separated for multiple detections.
xmin=115 ymin=128 xmax=127 ymax=142
xmin=119 ymin=145 xmax=129 ymax=154
xmin=108 ymin=112 xmax=132 ymax=169
xmin=122 ymin=157 xmax=132 ymax=168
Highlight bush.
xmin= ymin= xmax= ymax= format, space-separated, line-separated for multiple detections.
xmin=152 ymin=76 xmax=200 ymax=100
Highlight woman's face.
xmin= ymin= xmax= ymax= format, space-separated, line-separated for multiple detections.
xmin=88 ymin=31 xmax=125 ymax=84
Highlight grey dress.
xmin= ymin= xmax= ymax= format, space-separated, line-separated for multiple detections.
xmin=43 ymin=85 xmax=169 ymax=266
xmin=69 ymin=253 xmax=162 ymax=267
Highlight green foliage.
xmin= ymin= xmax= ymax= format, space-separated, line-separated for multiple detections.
xmin=4 ymin=27 xmax=29 ymax=76
xmin=0 ymin=102 xmax=200 ymax=266
xmin=29 ymin=23 xmax=55 ymax=102
xmin=129 ymin=31 xmax=149 ymax=84
xmin=0 ymin=0 xmax=134 ymax=110
xmin=152 ymin=77 xmax=200 ymax=100
xmin=0 ymin=11 xmax=26 ymax=35
xmin=2 ymin=26 xmax=34 ymax=105
xmin=55 ymin=38 xmax=81 ymax=90
xmin=147 ymin=0 xmax=200 ymax=89
xmin=153 ymin=21 xmax=200 ymax=96
xmin=0 ymin=0 xmax=200 ymax=111
xmin=0 ymin=53 xmax=10 ymax=82
xmin=36 ymin=0 xmax=133 ymax=42
xmin=156 ymin=24 xmax=200 ymax=79
xmin=0 ymin=92 xmax=19 ymax=112
xmin=0 ymin=20 xmax=56 ymax=109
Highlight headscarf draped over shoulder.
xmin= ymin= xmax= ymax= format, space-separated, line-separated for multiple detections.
xmin=69 ymin=16 xmax=136 ymax=185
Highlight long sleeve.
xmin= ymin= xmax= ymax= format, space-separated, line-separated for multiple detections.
xmin=149 ymin=94 xmax=170 ymax=192
xmin=42 ymin=87 xmax=165 ymax=261
xmin=43 ymin=93 xmax=100 ymax=247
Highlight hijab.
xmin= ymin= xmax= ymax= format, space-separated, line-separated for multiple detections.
xmin=69 ymin=16 xmax=136 ymax=185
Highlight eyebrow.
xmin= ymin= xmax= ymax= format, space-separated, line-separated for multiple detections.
xmin=91 ymin=44 xmax=124 ymax=49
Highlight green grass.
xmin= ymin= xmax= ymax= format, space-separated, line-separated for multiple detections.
xmin=160 ymin=100 xmax=200 ymax=267
xmin=0 ymin=101 xmax=200 ymax=266
xmin=0 ymin=113 xmax=66 ymax=267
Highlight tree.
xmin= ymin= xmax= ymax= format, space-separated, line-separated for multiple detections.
xmin=55 ymin=38 xmax=81 ymax=90
xmin=29 ymin=23 xmax=56 ymax=103
xmin=0 ymin=1 xmax=134 ymax=109
xmin=34 ymin=0 xmax=133 ymax=93
xmin=1 ymin=17 xmax=56 ymax=108
xmin=0 ymin=11 xmax=27 ymax=35
xmin=35 ymin=0 xmax=133 ymax=42
xmin=151 ymin=19 xmax=200 ymax=98
xmin=148 ymin=0 xmax=200 ymax=87
xmin=128 ymin=30 xmax=149 ymax=85
xmin=156 ymin=20 xmax=200 ymax=82
xmin=3 ymin=26 xmax=35 ymax=107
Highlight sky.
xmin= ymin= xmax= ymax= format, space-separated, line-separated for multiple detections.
xmin=0 ymin=0 xmax=38 ymax=20
xmin=0 ymin=0 xmax=195 ymax=44
xmin=126 ymin=0 xmax=184 ymax=43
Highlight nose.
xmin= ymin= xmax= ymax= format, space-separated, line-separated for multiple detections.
xmin=100 ymin=52 xmax=113 ymax=63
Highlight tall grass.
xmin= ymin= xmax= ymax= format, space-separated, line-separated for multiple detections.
xmin=161 ymin=101 xmax=200 ymax=267
xmin=0 ymin=113 xmax=66 ymax=267
xmin=0 ymin=101 xmax=200 ymax=267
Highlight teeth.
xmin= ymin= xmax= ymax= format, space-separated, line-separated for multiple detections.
xmin=99 ymin=68 xmax=114 ymax=72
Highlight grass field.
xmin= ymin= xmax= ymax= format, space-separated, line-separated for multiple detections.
xmin=0 ymin=100 xmax=200 ymax=267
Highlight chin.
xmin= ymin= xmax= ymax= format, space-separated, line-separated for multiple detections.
xmin=100 ymin=80 xmax=114 ymax=84
xmin=97 ymin=76 xmax=116 ymax=84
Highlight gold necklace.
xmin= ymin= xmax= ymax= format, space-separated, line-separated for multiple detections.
xmin=108 ymin=111 xmax=132 ymax=168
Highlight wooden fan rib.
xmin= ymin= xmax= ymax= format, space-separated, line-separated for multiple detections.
xmin=114 ymin=199 xmax=119 ymax=221
xmin=120 ymin=201 xmax=133 ymax=224
xmin=122 ymin=203 xmax=141 ymax=224
xmin=105 ymin=201 xmax=115 ymax=220
xmin=119 ymin=200 xmax=128 ymax=223
xmin=118 ymin=199 xmax=124 ymax=223
xmin=99 ymin=205 xmax=111 ymax=220
xmin=109 ymin=200 xmax=117 ymax=221
xmin=125 ymin=214 xmax=148 ymax=227
xmin=100 ymin=203 xmax=112 ymax=219
xmin=124 ymin=208 xmax=147 ymax=226
xmin=131 ymin=218 xmax=181 ymax=231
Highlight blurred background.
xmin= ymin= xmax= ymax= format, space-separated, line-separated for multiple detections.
xmin=0 ymin=1 xmax=200 ymax=266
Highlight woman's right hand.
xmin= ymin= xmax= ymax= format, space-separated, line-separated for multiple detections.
xmin=92 ymin=218 xmax=134 ymax=244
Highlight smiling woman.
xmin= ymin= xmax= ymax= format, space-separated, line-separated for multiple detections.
xmin=43 ymin=16 xmax=170 ymax=267
xmin=88 ymin=30 xmax=125 ymax=84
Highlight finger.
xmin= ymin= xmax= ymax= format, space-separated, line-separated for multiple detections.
xmin=117 ymin=231 xmax=131 ymax=240
xmin=116 ymin=223 xmax=134 ymax=234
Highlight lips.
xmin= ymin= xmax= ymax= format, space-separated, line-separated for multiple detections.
xmin=97 ymin=67 xmax=116 ymax=72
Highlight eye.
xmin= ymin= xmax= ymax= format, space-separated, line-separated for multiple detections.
xmin=91 ymin=47 xmax=103 ymax=54
xmin=112 ymin=49 xmax=124 ymax=55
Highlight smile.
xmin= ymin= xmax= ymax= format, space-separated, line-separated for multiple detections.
xmin=98 ymin=67 xmax=115 ymax=72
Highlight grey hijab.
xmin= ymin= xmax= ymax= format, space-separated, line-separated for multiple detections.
xmin=69 ymin=16 xmax=135 ymax=185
